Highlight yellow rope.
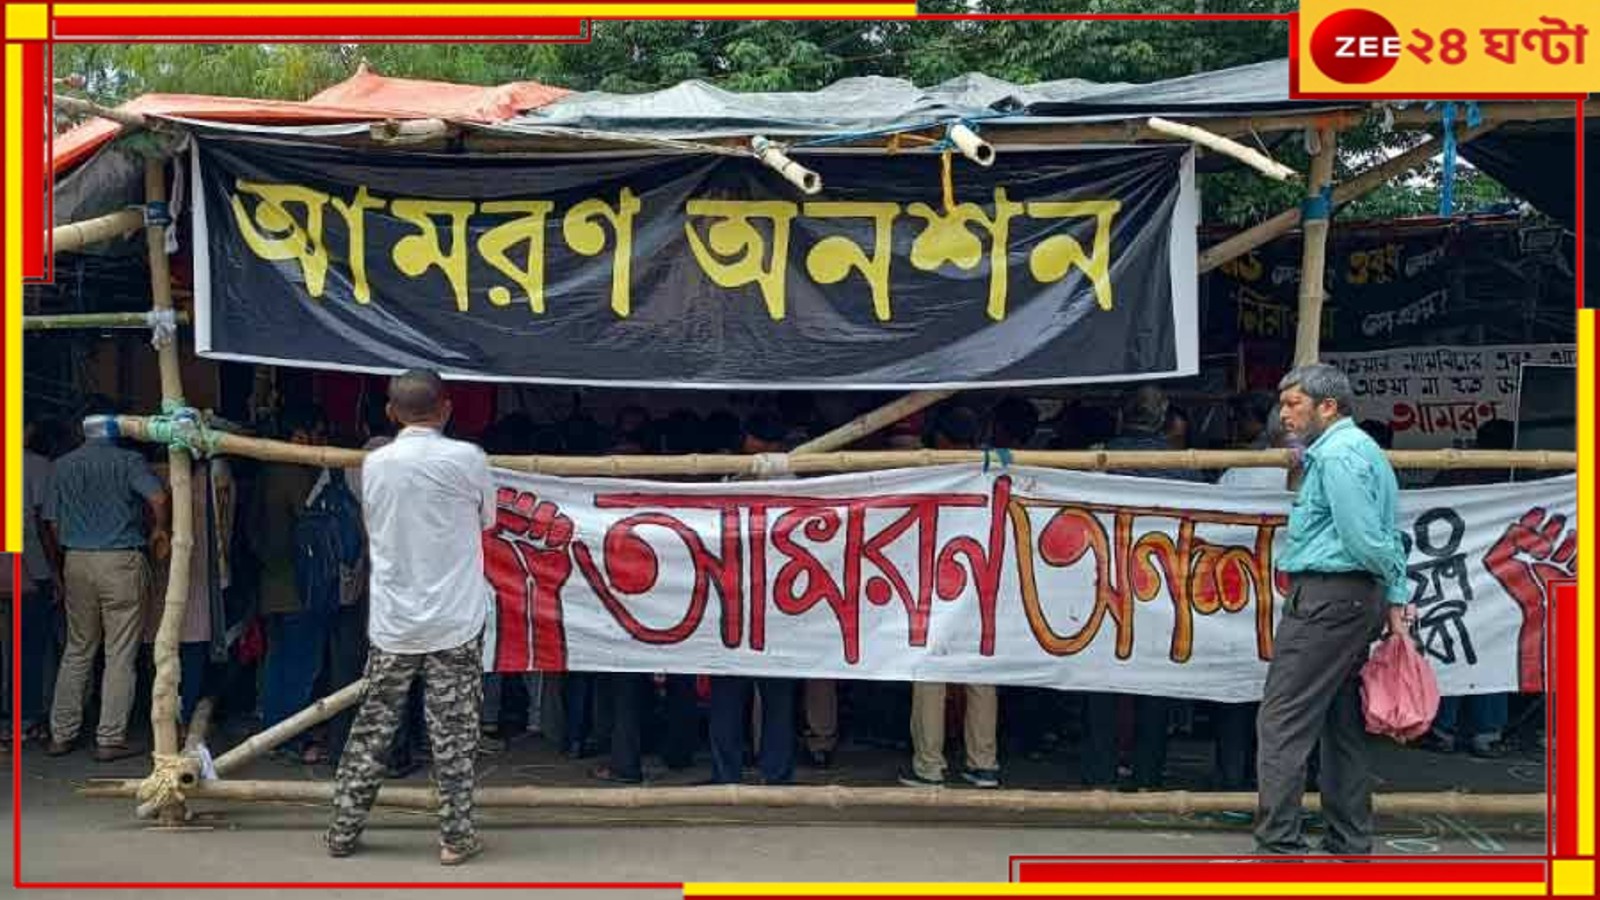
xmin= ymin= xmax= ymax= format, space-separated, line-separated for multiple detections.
xmin=941 ymin=150 xmax=955 ymax=214
xmin=136 ymin=752 xmax=190 ymax=818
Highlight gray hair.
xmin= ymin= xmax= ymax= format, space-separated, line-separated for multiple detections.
xmin=1122 ymin=384 xmax=1170 ymax=433
xmin=1278 ymin=364 xmax=1354 ymax=416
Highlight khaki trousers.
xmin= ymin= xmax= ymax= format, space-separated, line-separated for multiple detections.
xmin=911 ymin=682 xmax=998 ymax=780
xmin=51 ymin=550 xmax=149 ymax=746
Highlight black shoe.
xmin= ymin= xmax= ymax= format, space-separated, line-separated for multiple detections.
xmin=806 ymin=749 xmax=835 ymax=769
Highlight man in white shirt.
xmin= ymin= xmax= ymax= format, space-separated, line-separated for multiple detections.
xmin=325 ymin=370 xmax=495 ymax=866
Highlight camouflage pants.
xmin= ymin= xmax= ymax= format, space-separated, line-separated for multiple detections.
xmin=327 ymin=637 xmax=483 ymax=852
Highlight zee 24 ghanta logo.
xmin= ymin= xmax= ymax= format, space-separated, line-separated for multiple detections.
xmin=1307 ymin=6 xmax=1589 ymax=84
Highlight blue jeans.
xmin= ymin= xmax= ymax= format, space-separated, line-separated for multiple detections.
xmin=18 ymin=581 xmax=57 ymax=727
xmin=1433 ymin=694 xmax=1509 ymax=745
xmin=261 ymin=608 xmax=334 ymax=748
xmin=709 ymin=676 xmax=795 ymax=785
xmin=179 ymin=641 xmax=210 ymax=723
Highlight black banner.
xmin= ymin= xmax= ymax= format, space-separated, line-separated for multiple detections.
xmin=193 ymin=136 xmax=1196 ymax=388
xmin=1202 ymin=218 xmax=1577 ymax=359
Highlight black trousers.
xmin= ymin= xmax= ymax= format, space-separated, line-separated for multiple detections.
xmin=604 ymin=672 xmax=652 ymax=780
xmin=1082 ymin=693 xmax=1171 ymax=788
xmin=709 ymin=676 xmax=795 ymax=784
xmin=1255 ymin=572 xmax=1384 ymax=855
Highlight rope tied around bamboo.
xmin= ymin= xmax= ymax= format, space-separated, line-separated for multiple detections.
xmin=104 ymin=405 xmax=222 ymax=460
xmin=135 ymin=752 xmax=202 ymax=821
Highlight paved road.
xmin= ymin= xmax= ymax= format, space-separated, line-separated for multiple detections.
xmin=7 ymin=731 xmax=1547 ymax=896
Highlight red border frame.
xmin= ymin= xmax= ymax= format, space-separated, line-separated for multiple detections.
xmin=9 ymin=5 xmax=1591 ymax=893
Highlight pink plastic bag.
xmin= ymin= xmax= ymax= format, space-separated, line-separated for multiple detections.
xmin=1359 ymin=633 xmax=1441 ymax=742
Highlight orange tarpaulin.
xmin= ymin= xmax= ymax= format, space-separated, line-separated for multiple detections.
xmin=52 ymin=69 xmax=570 ymax=177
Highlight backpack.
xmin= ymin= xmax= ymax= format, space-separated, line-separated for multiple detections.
xmin=294 ymin=469 xmax=364 ymax=618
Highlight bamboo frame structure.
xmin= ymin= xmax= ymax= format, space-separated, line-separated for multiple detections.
xmin=50 ymin=208 xmax=146 ymax=255
xmin=103 ymin=418 xmax=1583 ymax=476
xmin=1293 ymin=128 xmax=1339 ymax=367
xmin=24 ymin=311 xmax=191 ymax=331
xmin=54 ymin=94 xmax=154 ymax=129
xmin=210 ymin=680 xmax=367 ymax=776
xmin=141 ymin=159 xmax=199 ymax=825
xmin=1197 ymin=121 xmax=1502 ymax=274
xmin=78 ymin=780 xmax=1545 ymax=819
xmin=791 ymin=390 xmax=953 ymax=455
xmin=1146 ymin=117 xmax=1297 ymax=182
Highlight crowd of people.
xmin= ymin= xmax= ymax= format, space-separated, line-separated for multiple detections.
xmin=3 ymin=366 xmax=1539 ymax=860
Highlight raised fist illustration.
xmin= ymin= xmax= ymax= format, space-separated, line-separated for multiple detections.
xmin=1484 ymin=508 xmax=1577 ymax=693
xmin=484 ymin=487 xmax=576 ymax=672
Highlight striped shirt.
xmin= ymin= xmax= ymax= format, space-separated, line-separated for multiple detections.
xmin=43 ymin=438 xmax=164 ymax=551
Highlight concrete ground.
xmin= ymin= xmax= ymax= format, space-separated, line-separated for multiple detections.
xmin=5 ymin=722 xmax=1548 ymax=896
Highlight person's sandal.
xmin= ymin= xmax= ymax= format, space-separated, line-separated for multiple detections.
xmin=440 ymin=837 xmax=485 ymax=866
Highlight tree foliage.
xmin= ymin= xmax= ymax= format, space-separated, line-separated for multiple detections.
xmin=53 ymin=1 xmax=1510 ymax=225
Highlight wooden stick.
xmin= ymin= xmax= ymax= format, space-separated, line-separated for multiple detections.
xmin=54 ymin=94 xmax=152 ymax=129
xmin=1293 ymin=127 xmax=1338 ymax=367
xmin=107 ymin=418 xmax=1578 ymax=473
xmin=1198 ymin=122 xmax=1502 ymax=274
xmin=50 ymin=208 xmax=146 ymax=255
xmin=143 ymin=159 xmax=195 ymax=824
xmin=182 ymin=698 xmax=215 ymax=755
xmin=211 ymin=680 xmax=368 ymax=776
xmin=1147 ymin=117 xmax=1297 ymax=181
xmin=77 ymin=779 xmax=1546 ymax=818
xmin=24 ymin=311 xmax=191 ymax=331
xmin=791 ymin=390 xmax=953 ymax=455
xmin=370 ymin=118 xmax=452 ymax=145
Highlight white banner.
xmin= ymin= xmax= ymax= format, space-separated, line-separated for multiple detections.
xmin=1324 ymin=343 xmax=1577 ymax=449
xmin=482 ymin=465 xmax=1575 ymax=702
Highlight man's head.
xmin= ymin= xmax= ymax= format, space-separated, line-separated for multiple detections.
xmin=929 ymin=405 xmax=981 ymax=450
xmin=279 ymin=405 xmax=327 ymax=446
xmin=990 ymin=396 xmax=1040 ymax=449
xmin=1121 ymin=385 xmax=1169 ymax=436
xmin=387 ymin=369 xmax=451 ymax=430
xmin=1277 ymin=364 xmax=1354 ymax=444
xmin=742 ymin=411 xmax=788 ymax=454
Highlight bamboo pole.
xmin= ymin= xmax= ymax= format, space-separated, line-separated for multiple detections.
xmin=211 ymin=679 xmax=368 ymax=776
xmin=1198 ymin=122 xmax=1501 ymax=274
xmin=182 ymin=698 xmax=215 ymax=754
xmin=142 ymin=158 xmax=196 ymax=825
xmin=370 ymin=118 xmax=453 ymax=145
xmin=24 ymin=311 xmax=190 ymax=331
xmin=106 ymin=418 xmax=1579 ymax=474
xmin=54 ymin=94 xmax=153 ymax=129
xmin=77 ymin=779 xmax=1546 ymax=818
xmin=1293 ymin=128 xmax=1338 ymax=367
xmin=50 ymin=208 xmax=146 ymax=255
xmin=791 ymin=390 xmax=953 ymax=455
xmin=1147 ymin=117 xmax=1297 ymax=181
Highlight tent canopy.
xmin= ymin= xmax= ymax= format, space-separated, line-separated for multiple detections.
xmin=505 ymin=59 xmax=1360 ymax=139
xmin=51 ymin=67 xmax=570 ymax=176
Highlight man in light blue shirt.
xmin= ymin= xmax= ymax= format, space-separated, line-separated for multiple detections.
xmin=1255 ymin=364 xmax=1413 ymax=858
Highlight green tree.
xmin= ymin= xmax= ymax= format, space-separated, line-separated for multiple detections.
xmin=53 ymin=7 xmax=1510 ymax=225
